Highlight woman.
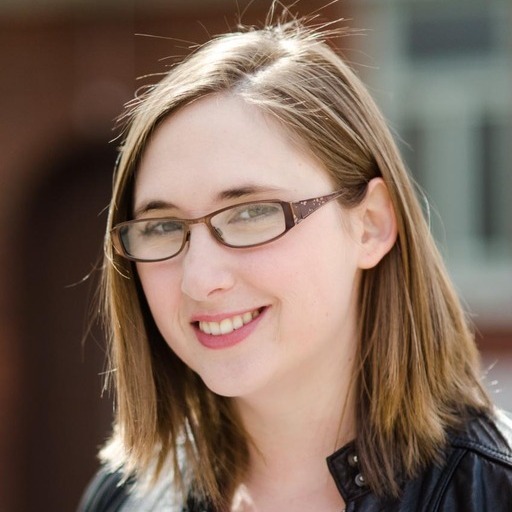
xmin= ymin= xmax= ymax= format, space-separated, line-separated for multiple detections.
xmin=79 ymin=15 xmax=512 ymax=512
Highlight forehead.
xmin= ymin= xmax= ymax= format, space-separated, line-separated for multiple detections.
xmin=133 ymin=94 xmax=333 ymax=213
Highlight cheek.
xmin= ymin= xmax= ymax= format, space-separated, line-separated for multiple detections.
xmin=255 ymin=226 xmax=360 ymax=316
xmin=137 ymin=266 xmax=196 ymax=366
xmin=136 ymin=264 xmax=183 ymax=327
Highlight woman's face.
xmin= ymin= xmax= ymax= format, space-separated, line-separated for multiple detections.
xmin=134 ymin=94 xmax=364 ymax=400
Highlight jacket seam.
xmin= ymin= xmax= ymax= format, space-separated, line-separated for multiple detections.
xmin=429 ymin=447 xmax=467 ymax=512
xmin=451 ymin=438 xmax=512 ymax=466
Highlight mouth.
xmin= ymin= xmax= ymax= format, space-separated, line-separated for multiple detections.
xmin=194 ymin=307 xmax=264 ymax=336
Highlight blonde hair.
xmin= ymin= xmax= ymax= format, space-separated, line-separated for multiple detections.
xmin=100 ymin=15 xmax=490 ymax=507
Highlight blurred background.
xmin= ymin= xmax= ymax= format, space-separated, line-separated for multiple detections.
xmin=0 ymin=0 xmax=510 ymax=510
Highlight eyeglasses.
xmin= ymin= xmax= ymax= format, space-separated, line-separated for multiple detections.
xmin=111 ymin=190 xmax=344 ymax=262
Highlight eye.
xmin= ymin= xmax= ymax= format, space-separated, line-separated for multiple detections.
xmin=140 ymin=219 xmax=184 ymax=237
xmin=228 ymin=203 xmax=281 ymax=223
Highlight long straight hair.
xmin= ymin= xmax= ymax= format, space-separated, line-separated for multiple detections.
xmin=100 ymin=14 xmax=491 ymax=508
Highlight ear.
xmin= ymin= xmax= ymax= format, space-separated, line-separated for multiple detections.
xmin=356 ymin=178 xmax=398 ymax=269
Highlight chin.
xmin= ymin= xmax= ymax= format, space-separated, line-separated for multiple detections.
xmin=196 ymin=365 xmax=272 ymax=400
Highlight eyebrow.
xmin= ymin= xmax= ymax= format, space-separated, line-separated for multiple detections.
xmin=217 ymin=185 xmax=281 ymax=201
xmin=133 ymin=184 xmax=283 ymax=218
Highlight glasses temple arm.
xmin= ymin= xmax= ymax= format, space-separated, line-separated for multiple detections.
xmin=291 ymin=192 xmax=343 ymax=224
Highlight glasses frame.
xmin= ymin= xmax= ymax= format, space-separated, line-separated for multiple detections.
xmin=111 ymin=189 xmax=345 ymax=262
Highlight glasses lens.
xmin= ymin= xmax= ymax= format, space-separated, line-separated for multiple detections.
xmin=211 ymin=202 xmax=286 ymax=247
xmin=119 ymin=219 xmax=186 ymax=261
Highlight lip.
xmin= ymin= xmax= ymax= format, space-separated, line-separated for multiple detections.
xmin=192 ymin=306 xmax=268 ymax=349
xmin=190 ymin=307 xmax=261 ymax=323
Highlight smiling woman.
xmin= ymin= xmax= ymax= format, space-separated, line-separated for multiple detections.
xmin=132 ymin=94 xmax=366 ymax=404
xmin=78 ymin=8 xmax=512 ymax=512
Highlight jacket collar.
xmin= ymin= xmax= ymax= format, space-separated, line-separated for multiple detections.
xmin=326 ymin=442 xmax=371 ymax=503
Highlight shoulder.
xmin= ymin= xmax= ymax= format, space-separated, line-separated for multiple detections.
xmin=430 ymin=408 xmax=512 ymax=511
xmin=77 ymin=465 xmax=187 ymax=512
xmin=450 ymin=408 xmax=512 ymax=462
xmin=77 ymin=467 xmax=132 ymax=512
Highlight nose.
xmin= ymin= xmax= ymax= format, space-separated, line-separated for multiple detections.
xmin=180 ymin=224 xmax=236 ymax=301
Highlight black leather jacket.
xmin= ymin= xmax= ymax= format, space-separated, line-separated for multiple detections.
xmin=328 ymin=409 xmax=512 ymax=511
xmin=79 ymin=409 xmax=512 ymax=511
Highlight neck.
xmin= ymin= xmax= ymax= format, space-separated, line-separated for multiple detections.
xmin=232 ymin=353 xmax=355 ymax=511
